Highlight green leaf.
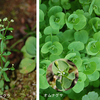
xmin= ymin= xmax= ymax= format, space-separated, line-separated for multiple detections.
xmin=74 ymin=30 xmax=88 ymax=44
xmin=0 ymin=28 xmax=5 ymax=32
xmin=49 ymin=12 xmax=65 ymax=30
xmin=65 ymin=53 xmax=76 ymax=59
xmin=0 ymin=80 xmax=4 ymax=88
xmin=21 ymin=46 xmax=34 ymax=58
xmin=40 ymin=96 xmax=45 ymax=100
xmin=86 ymin=41 xmax=100 ymax=55
xmin=87 ymin=71 xmax=99 ymax=81
xmin=58 ymin=60 xmax=69 ymax=71
xmin=41 ymin=41 xmax=52 ymax=54
xmin=6 ymin=35 xmax=13 ymax=39
xmin=82 ymin=91 xmax=99 ymax=100
xmin=3 ymin=72 xmax=10 ymax=82
xmin=65 ymin=54 xmax=82 ymax=69
xmin=78 ymin=72 xmax=86 ymax=82
xmin=68 ymin=41 xmax=84 ymax=51
xmin=67 ymin=72 xmax=75 ymax=80
xmin=0 ymin=33 xmax=3 ymax=40
xmin=39 ymin=32 xmax=42 ymax=39
xmin=57 ymin=30 xmax=75 ymax=43
xmin=40 ymin=60 xmax=51 ymax=69
xmin=89 ymin=57 xmax=100 ymax=71
xmin=52 ymin=62 xmax=59 ymax=74
xmin=40 ymin=68 xmax=45 ymax=75
xmin=44 ymin=26 xmax=52 ymax=35
xmin=19 ymin=58 xmax=36 ymax=74
xmin=10 ymin=67 xmax=15 ymax=70
xmin=48 ymin=6 xmax=62 ymax=17
xmin=61 ymin=0 xmax=71 ymax=10
xmin=83 ymin=62 xmax=96 ymax=75
xmin=1 ymin=40 xmax=4 ymax=54
xmin=44 ymin=26 xmax=59 ymax=35
xmin=7 ymin=27 xmax=14 ymax=31
xmin=66 ymin=12 xmax=87 ymax=30
xmin=1 ymin=57 xmax=6 ymax=62
xmin=39 ymin=75 xmax=49 ymax=89
xmin=56 ymin=79 xmax=62 ymax=90
xmin=93 ymin=31 xmax=100 ymax=42
xmin=62 ymin=77 xmax=72 ymax=89
xmin=25 ymin=36 xmax=36 ymax=56
xmin=39 ymin=9 xmax=44 ymax=22
xmin=40 ymin=4 xmax=47 ymax=15
xmin=2 ymin=68 xmax=9 ymax=71
xmin=3 ymin=51 xmax=11 ymax=56
xmin=72 ymin=81 xmax=84 ymax=93
xmin=49 ymin=54 xmax=60 ymax=62
xmin=45 ymin=36 xmax=59 ymax=43
xmin=50 ymin=42 xmax=63 ymax=55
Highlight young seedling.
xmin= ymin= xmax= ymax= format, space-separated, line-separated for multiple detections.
xmin=51 ymin=59 xmax=78 ymax=91
xmin=0 ymin=17 xmax=15 ymax=95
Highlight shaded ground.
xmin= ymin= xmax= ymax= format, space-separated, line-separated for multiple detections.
xmin=0 ymin=0 xmax=36 ymax=99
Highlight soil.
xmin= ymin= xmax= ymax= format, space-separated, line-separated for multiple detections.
xmin=0 ymin=0 xmax=36 ymax=100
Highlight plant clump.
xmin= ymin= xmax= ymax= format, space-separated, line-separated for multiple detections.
xmin=40 ymin=0 xmax=100 ymax=100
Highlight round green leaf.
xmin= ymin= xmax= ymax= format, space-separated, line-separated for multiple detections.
xmin=58 ymin=60 xmax=69 ymax=71
xmin=21 ymin=46 xmax=34 ymax=58
xmin=73 ymin=14 xmax=86 ymax=30
xmin=89 ymin=57 xmax=100 ymax=71
xmin=40 ymin=75 xmax=49 ymax=89
xmin=86 ymin=41 xmax=100 ymax=55
xmin=44 ymin=26 xmax=52 ymax=35
xmin=78 ymin=72 xmax=86 ymax=82
xmin=25 ymin=36 xmax=36 ymax=56
xmin=87 ymin=71 xmax=99 ymax=81
xmin=51 ymin=42 xmax=63 ymax=55
xmin=83 ymin=62 xmax=96 ymax=75
xmin=82 ymin=91 xmax=99 ymax=100
xmin=41 ymin=41 xmax=52 ymax=54
xmin=19 ymin=58 xmax=36 ymax=74
xmin=74 ymin=30 xmax=88 ymax=44
xmin=62 ymin=77 xmax=72 ymax=89
xmin=49 ymin=12 xmax=65 ymax=30
xmin=45 ymin=36 xmax=59 ymax=43
xmin=49 ymin=54 xmax=60 ymax=62
xmin=93 ymin=31 xmax=100 ymax=42
xmin=48 ymin=6 xmax=62 ymax=17
xmin=61 ymin=0 xmax=71 ymax=10
xmin=68 ymin=41 xmax=84 ymax=51
xmin=72 ymin=81 xmax=84 ymax=93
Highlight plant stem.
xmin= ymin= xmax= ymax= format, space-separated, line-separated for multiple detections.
xmin=0 ymin=54 xmax=3 ymax=68
xmin=10 ymin=31 xmax=35 ymax=49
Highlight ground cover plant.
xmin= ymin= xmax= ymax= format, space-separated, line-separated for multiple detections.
xmin=46 ymin=59 xmax=78 ymax=91
xmin=0 ymin=18 xmax=36 ymax=99
xmin=39 ymin=0 xmax=100 ymax=100
xmin=0 ymin=18 xmax=15 ymax=95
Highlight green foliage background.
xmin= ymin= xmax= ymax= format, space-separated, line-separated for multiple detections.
xmin=39 ymin=0 xmax=100 ymax=100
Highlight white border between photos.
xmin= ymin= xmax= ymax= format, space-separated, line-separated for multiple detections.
xmin=37 ymin=0 xmax=39 ymax=99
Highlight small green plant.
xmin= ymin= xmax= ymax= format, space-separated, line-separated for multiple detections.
xmin=40 ymin=0 xmax=100 ymax=100
xmin=19 ymin=36 xmax=36 ymax=74
xmin=82 ymin=91 xmax=100 ymax=100
xmin=0 ymin=17 xmax=15 ymax=95
xmin=52 ymin=59 xmax=76 ymax=91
